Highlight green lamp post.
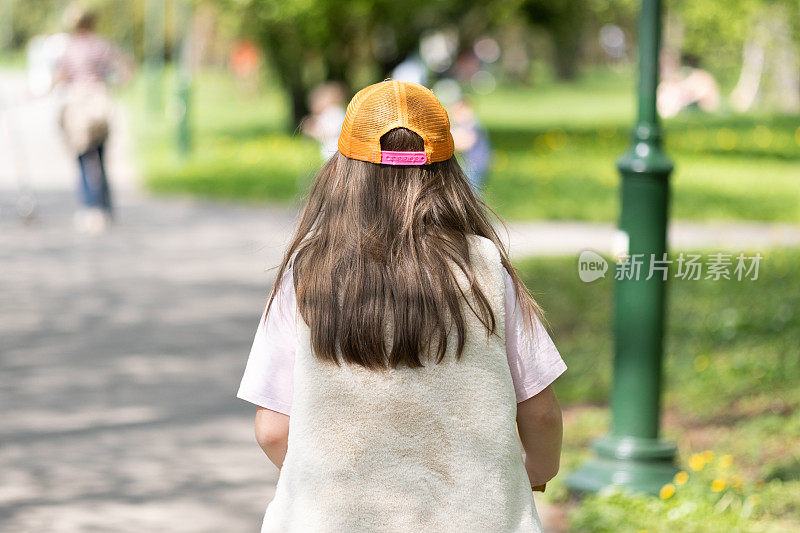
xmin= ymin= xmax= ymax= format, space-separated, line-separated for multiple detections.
xmin=143 ymin=0 xmax=166 ymax=114
xmin=0 ymin=0 xmax=13 ymax=51
xmin=565 ymin=0 xmax=678 ymax=494
xmin=173 ymin=0 xmax=192 ymax=157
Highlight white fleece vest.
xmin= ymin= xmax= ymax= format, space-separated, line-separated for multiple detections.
xmin=262 ymin=236 xmax=542 ymax=532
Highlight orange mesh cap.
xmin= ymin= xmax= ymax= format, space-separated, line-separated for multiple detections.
xmin=338 ymin=80 xmax=455 ymax=165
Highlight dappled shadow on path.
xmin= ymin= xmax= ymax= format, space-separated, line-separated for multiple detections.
xmin=0 ymin=192 xmax=296 ymax=532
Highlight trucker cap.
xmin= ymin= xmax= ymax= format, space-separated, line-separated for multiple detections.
xmin=338 ymin=80 xmax=455 ymax=165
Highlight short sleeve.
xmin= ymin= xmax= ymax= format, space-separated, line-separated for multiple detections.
xmin=236 ymin=270 xmax=297 ymax=415
xmin=504 ymin=269 xmax=567 ymax=403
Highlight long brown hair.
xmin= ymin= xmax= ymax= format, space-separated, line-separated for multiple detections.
xmin=266 ymin=127 xmax=540 ymax=369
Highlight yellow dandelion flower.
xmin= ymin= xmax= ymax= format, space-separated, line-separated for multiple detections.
xmin=493 ymin=151 xmax=509 ymax=172
xmin=701 ymin=450 xmax=715 ymax=462
xmin=753 ymin=125 xmax=773 ymax=148
xmin=717 ymin=128 xmax=737 ymax=150
xmin=599 ymin=128 xmax=616 ymax=139
xmin=731 ymin=475 xmax=743 ymax=488
xmin=711 ymin=479 xmax=726 ymax=492
xmin=545 ymin=129 xmax=568 ymax=151
xmin=689 ymin=453 xmax=706 ymax=471
xmin=693 ymin=355 xmax=709 ymax=372
xmin=674 ymin=471 xmax=689 ymax=485
xmin=660 ymin=483 xmax=676 ymax=499
xmin=718 ymin=454 xmax=733 ymax=469
xmin=533 ymin=134 xmax=550 ymax=154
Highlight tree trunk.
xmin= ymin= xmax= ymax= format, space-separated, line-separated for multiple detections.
xmin=766 ymin=10 xmax=800 ymax=113
xmin=730 ymin=39 xmax=764 ymax=113
xmin=263 ymin=33 xmax=309 ymax=130
xmin=550 ymin=22 xmax=582 ymax=80
xmin=288 ymin=80 xmax=309 ymax=128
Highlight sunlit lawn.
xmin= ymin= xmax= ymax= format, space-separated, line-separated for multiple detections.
xmin=0 ymin=50 xmax=26 ymax=69
xmin=129 ymin=67 xmax=800 ymax=223
xmin=127 ymin=72 xmax=320 ymax=203
xmin=518 ymin=249 xmax=800 ymax=531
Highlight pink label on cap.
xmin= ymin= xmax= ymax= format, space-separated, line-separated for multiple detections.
xmin=380 ymin=151 xmax=428 ymax=165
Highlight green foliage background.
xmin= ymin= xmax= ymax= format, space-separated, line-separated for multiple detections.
xmin=130 ymin=67 xmax=800 ymax=223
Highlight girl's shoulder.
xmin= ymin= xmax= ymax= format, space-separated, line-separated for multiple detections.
xmin=465 ymin=235 xmax=507 ymax=293
xmin=466 ymin=234 xmax=502 ymax=265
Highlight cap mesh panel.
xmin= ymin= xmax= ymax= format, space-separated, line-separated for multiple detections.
xmin=338 ymin=80 xmax=454 ymax=164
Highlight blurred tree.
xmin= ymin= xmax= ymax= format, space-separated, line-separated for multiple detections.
xmin=3 ymin=0 xmax=144 ymax=58
xmin=225 ymin=0 xmax=488 ymax=127
xmin=4 ymin=0 xmax=61 ymax=47
xmin=671 ymin=0 xmax=759 ymax=86
xmin=518 ymin=0 xmax=589 ymax=80
xmin=207 ymin=0 xmax=799 ymax=123
xmin=671 ymin=0 xmax=800 ymax=109
xmin=494 ymin=0 xmax=638 ymax=80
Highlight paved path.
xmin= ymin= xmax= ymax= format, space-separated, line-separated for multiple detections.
xmin=0 ymin=191 xmax=297 ymax=532
xmin=2 ymin=68 xmax=798 ymax=532
xmin=506 ymin=220 xmax=800 ymax=257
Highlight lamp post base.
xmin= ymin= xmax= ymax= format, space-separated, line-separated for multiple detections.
xmin=565 ymin=436 xmax=679 ymax=495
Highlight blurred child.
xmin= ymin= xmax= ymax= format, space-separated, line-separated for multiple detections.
xmin=301 ymin=82 xmax=346 ymax=160
xmin=450 ymin=97 xmax=491 ymax=191
xmin=238 ymin=80 xmax=565 ymax=532
xmin=658 ymin=49 xmax=720 ymax=118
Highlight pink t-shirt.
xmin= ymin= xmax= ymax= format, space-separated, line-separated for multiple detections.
xmin=58 ymin=34 xmax=116 ymax=84
xmin=238 ymin=268 xmax=566 ymax=415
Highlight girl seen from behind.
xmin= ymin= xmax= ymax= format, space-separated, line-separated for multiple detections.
xmin=238 ymin=80 xmax=566 ymax=532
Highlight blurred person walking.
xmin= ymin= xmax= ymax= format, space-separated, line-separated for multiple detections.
xmin=54 ymin=4 xmax=131 ymax=233
xmin=238 ymin=81 xmax=564 ymax=532
xmin=450 ymin=98 xmax=491 ymax=191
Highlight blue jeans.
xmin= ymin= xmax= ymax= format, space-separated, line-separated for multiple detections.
xmin=78 ymin=144 xmax=111 ymax=213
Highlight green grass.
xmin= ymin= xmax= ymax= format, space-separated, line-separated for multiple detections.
xmin=130 ymin=66 xmax=800 ymax=223
xmin=517 ymin=249 xmax=800 ymax=531
xmin=482 ymin=115 xmax=800 ymax=222
xmin=127 ymin=71 xmax=320 ymax=204
xmin=0 ymin=50 xmax=26 ymax=69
